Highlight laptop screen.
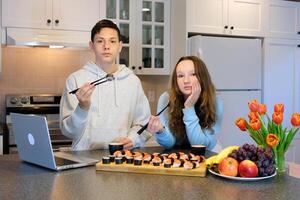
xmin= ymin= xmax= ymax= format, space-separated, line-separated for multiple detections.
xmin=11 ymin=113 xmax=57 ymax=170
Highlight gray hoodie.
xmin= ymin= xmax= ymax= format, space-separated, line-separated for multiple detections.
xmin=60 ymin=62 xmax=152 ymax=150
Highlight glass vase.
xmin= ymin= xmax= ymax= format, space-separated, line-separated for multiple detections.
xmin=276 ymin=150 xmax=286 ymax=173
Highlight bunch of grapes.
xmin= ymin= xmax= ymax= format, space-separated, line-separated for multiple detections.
xmin=228 ymin=143 xmax=276 ymax=177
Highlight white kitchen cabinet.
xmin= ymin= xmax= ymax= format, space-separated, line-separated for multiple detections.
xmin=2 ymin=0 xmax=100 ymax=31
xmin=100 ymin=0 xmax=170 ymax=75
xmin=266 ymin=0 xmax=300 ymax=39
xmin=263 ymin=38 xmax=300 ymax=128
xmin=186 ymin=0 xmax=266 ymax=37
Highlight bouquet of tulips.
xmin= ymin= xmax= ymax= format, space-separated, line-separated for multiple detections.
xmin=235 ymin=99 xmax=300 ymax=172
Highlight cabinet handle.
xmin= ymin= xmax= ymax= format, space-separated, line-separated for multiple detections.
xmin=224 ymin=25 xmax=228 ymax=29
xmin=230 ymin=26 xmax=234 ymax=30
xmin=47 ymin=19 xmax=51 ymax=24
xmin=298 ymin=45 xmax=300 ymax=48
xmin=298 ymin=31 xmax=300 ymax=35
xmin=138 ymin=66 xmax=142 ymax=70
xmin=132 ymin=66 xmax=136 ymax=70
xmin=55 ymin=19 xmax=59 ymax=24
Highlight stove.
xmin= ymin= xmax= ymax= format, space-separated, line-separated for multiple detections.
xmin=3 ymin=94 xmax=72 ymax=154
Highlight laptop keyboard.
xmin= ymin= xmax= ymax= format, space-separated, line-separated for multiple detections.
xmin=54 ymin=156 xmax=79 ymax=166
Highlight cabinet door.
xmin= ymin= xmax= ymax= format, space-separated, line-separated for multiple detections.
xmin=267 ymin=0 xmax=300 ymax=39
xmin=263 ymin=38 xmax=300 ymax=128
xmin=52 ymin=0 xmax=100 ymax=31
xmin=186 ymin=0 xmax=228 ymax=34
xmin=228 ymin=0 xmax=265 ymax=37
xmin=136 ymin=0 xmax=170 ymax=75
xmin=2 ymin=0 xmax=52 ymax=29
xmin=100 ymin=0 xmax=134 ymax=69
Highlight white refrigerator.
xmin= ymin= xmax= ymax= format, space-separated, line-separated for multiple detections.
xmin=188 ymin=36 xmax=262 ymax=152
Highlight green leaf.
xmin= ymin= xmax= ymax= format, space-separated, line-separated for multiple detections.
xmin=284 ymin=128 xmax=299 ymax=152
xmin=247 ymin=128 xmax=262 ymax=145
xmin=259 ymin=115 xmax=268 ymax=138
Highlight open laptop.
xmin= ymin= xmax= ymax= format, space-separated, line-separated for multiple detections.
xmin=11 ymin=113 xmax=99 ymax=171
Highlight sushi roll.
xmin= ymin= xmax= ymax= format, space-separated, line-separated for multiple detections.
xmin=183 ymin=161 xmax=195 ymax=170
xmin=172 ymin=159 xmax=184 ymax=168
xmin=152 ymin=156 xmax=162 ymax=166
xmin=109 ymin=155 xmax=115 ymax=162
xmin=152 ymin=152 xmax=160 ymax=157
xmin=113 ymin=150 xmax=123 ymax=158
xmin=163 ymin=158 xmax=172 ymax=168
xmin=115 ymin=157 xmax=123 ymax=165
xmin=126 ymin=156 xmax=133 ymax=164
xmin=133 ymin=154 xmax=143 ymax=160
xmin=192 ymin=161 xmax=200 ymax=168
xmin=189 ymin=153 xmax=196 ymax=160
xmin=168 ymin=153 xmax=179 ymax=159
xmin=124 ymin=150 xmax=133 ymax=157
xmin=179 ymin=153 xmax=189 ymax=160
xmin=133 ymin=158 xmax=142 ymax=166
xmin=190 ymin=155 xmax=200 ymax=162
xmin=102 ymin=156 xmax=110 ymax=164
xmin=143 ymin=154 xmax=152 ymax=164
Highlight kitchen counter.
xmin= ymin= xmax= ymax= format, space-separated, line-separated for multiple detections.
xmin=0 ymin=147 xmax=300 ymax=200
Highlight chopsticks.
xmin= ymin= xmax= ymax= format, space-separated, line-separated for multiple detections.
xmin=69 ymin=74 xmax=114 ymax=94
xmin=137 ymin=103 xmax=170 ymax=135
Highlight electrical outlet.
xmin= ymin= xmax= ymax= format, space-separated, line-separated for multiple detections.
xmin=148 ymin=90 xmax=155 ymax=103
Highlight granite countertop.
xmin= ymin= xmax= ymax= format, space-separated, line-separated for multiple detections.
xmin=0 ymin=147 xmax=300 ymax=200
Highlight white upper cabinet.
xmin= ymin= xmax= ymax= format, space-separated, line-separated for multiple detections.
xmin=266 ymin=0 xmax=300 ymax=39
xmin=100 ymin=0 xmax=170 ymax=75
xmin=2 ymin=0 xmax=52 ymax=29
xmin=52 ymin=0 xmax=100 ymax=31
xmin=2 ymin=0 xmax=100 ymax=31
xmin=187 ymin=0 xmax=266 ymax=37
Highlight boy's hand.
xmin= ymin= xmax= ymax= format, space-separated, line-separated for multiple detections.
xmin=116 ymin=137 xmax=133 ymax=149
xmin=76 ymin=83 xmax=95 ymax=110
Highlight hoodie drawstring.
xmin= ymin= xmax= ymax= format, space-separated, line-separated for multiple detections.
xmin=113 ymin=78 xmax=119 ymax=107
xmin=97 ymin=73 xmax=101 ymax=116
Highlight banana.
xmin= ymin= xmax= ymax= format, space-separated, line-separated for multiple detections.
xmin=205 ymin=155 xmax=217 ymax=168
xmin=214 ymin=146 xmax=240 ymax=164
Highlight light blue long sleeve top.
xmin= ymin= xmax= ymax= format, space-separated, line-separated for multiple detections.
xmin=155 ymin=92 xmax=223 ymax=150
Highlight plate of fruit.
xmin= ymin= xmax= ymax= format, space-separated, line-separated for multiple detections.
xmin=206 ymin=144 xmax=277 ymax=181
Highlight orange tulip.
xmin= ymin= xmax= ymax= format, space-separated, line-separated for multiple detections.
xmin=249 ymin=118 xmax=261 ymax=131
xmin=248 ymin=99 xmax=259 ymax=112
xmin=248 ymin=111 xmax=258 ymax=121
xmin=272 ymin=112 xmax=283 ymax=125
xmin=291 ymin=113 xmax=300 ymax=127
xmin=274 ymin=103 xmax=284 ymax=113
xmin=258 ymin=104 xmax=267 ymax=115
xmin=235 ymin=118 xmax=247 ymax=131
xmin=266 ymin=133 xmax=279 ymax=148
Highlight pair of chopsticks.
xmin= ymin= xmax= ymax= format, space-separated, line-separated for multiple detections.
xmin=137 ymin=103 xmax=170 ymax=135
xmin=69 ymin=74 xmax=115 ymax=94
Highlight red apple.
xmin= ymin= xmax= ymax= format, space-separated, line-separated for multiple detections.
xmin=218 ymin=157 xmax=239 ymax=177
xmin=238 ymin=160 xmax=258 ymax=178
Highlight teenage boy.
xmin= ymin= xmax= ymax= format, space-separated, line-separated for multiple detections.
xmin=60 ymin=19 xmax=151 ymax=150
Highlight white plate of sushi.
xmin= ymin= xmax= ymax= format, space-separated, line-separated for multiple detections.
xmin=208 ymin=169 xmax=277 ymax=181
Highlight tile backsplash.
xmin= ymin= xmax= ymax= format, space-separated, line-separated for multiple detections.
xmin=0 ymin=46 xmax=170 ymax=126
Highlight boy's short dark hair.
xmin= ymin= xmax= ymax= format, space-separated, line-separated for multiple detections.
xmin=91 ymin=19 xmax=121 ymax=42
